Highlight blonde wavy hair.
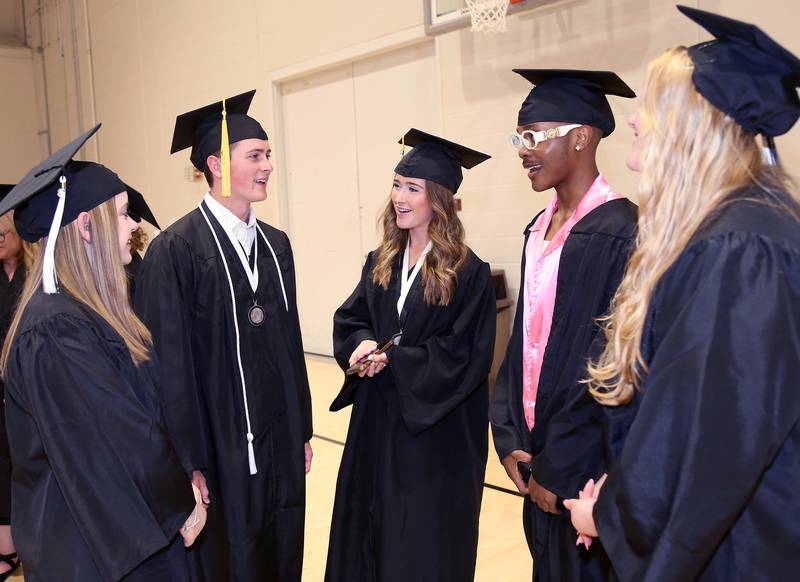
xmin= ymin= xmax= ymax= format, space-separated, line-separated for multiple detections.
xmin=372 ymin=179 xmax=468 ymax=306
xmin=1 ymin=196 xmax=153 ymax=373
xmin=588 ymin=47 xmax=799 ymax=406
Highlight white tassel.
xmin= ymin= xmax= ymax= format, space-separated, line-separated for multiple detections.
xmin=763 ymin=136 xmax=779 ymax=166
xmin=247 ymin=432 xmax=257 ymax=475
xmin=43 ymin=176 xmax=67 ymax=294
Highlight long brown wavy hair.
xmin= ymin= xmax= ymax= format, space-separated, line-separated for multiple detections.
xmin=372 ymin=179 xmax=468 ymax=306
xmin=130 ymin=226 xmax=148 ymax=255
xmin=587 ymin=47 xmax=799 ymax=406
xmin=1 ymin=197 xmax=153 ymax=373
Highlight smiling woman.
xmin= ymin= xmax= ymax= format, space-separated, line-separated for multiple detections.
xmin=375 ymin=174 xmax=463 ymax=306
xmin=326 ymin=128 xmax=496 ymax=582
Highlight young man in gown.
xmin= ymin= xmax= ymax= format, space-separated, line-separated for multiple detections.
xmin=490 ymin=70 xmax=638 ymax=581
xmin=135 ymin=91 xmax=313 ymax=582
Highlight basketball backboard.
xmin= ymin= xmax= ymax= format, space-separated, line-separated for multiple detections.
xmin=424 ymin=0 xmax=542 ymax=35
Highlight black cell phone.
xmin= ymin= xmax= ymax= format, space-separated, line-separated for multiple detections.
xmin=517 ymin=461 xmax=532 ymax=484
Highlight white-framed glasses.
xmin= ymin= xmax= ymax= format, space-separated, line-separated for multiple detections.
xmin=509 ymin=124 xmax=582 ymax=150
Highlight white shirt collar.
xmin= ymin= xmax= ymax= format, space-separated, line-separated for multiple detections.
xmin=203 ymin=192 xmax=255 ymax=234
xmin=202 ymin=192 xmax=260 ymax=290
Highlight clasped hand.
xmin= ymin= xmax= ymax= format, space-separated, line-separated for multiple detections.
xmin=349 ymin=340 xmax=388 ymax=378
xmin=180 ymin=481 xmax=208 ymax=547
xmin=500 ymin=450 xmax=561 ymax=514
xmin=563 ymin=473 xmax=607 ymax=549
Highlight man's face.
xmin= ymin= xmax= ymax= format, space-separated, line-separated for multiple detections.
xmin=515 ymin=121 xmax=577 ymax=192
xmin=229 ymin=138 xmax=272 ymax=204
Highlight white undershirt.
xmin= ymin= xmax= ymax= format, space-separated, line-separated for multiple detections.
xmin=204 ymin=192 xmax=256 ymax=255
xmin=204 ymin=193 xmax=258 ymax=291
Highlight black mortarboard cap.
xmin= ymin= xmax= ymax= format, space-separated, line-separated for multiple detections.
xmin=394 ymin=129 xmax=490 ymax=194
xmin=0 ymin=125 xmax=132 ymax=242
xmin=514 ymin=69 xmax=636 ymax=136
xmin=678 ymin=5 xmax=800 ymax=137
xmin=13 ymin=160 xmax=128 ymax=243
xmin=0 ymin=185 xmax=13 ymax=200
xmin=126 ymin=185 xmax=160 ymax=229
xmin=171 ymin=89 xmax=268 ymax=170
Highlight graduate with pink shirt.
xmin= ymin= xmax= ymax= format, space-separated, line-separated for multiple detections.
xmin=490 ymin=69 xmax=637 ymax=582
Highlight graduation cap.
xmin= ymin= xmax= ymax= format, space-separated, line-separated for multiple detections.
xmin=394 ymin=129 xmax=491 ymax=194
xmin=678 ymin=5 xmax=800 ymax=138
xmin=170 ymin=89 xmax=268 ymax=197
xmin=9 ymin=159 xmax=129 ymax=244
xmin=0 ymin=125 xmax=109 ymax=240
xmin=514 ymin=69 xmax=636 ymax=137
xmin=0 ymin=124 xmax=136 ymax=293
xmin=126 ymin=185 xmax=160 ymax=230
xmin=0 ymin=185 xmax=13 ymax=199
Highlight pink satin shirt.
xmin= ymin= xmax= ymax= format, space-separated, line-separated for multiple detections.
xmin=521 ymin=174 xmax=622 ymax=430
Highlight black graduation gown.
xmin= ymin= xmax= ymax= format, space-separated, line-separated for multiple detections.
xmin=4 ymin=290 xmax=194 ymax=582
xmin=325 ymin=249 xmax=496 ymax=582
xmin=0 ymin=265 xmax=25 ymax=524
xmin=489 ymin=198 xmax=637 ymax=581
xmin=593 ymin=194 xmax=800 ymax=582
xmin=134 ymin=203 xmax=313 ymax=582
xmin=124 ymin=251 xmax=142 ymax=302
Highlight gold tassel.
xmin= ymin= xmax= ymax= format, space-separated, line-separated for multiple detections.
xmin=221 ymin=99 xmax=232 ymax=197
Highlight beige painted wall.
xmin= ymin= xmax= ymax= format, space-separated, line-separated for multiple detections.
xmin=69 ymin=0 xmax=424 ymax=229
xmin=17 ymin=0 xmax=800 ymax=321
xmin=0 ymin=45 xmax=44 ymax=183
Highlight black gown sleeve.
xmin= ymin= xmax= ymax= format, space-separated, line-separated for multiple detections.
xmin=388 ymin=261 xmax=496 ymax=435
xmin=134 ymin=233 xmax=208 ymax=474
xmin=281 ymin=233 xmax=314 ymax=442
xmin=330 ymin=254 xmax=379 ymax=411
xmin=333 ymin=253 xmax=379 ymax=368
xmin=594 ymin=235 xmax=800 ymax=581
xmin=8 ymin=315 xmax=193 ymax=581
xmin=489 ymin=273 xmax=527 ymax=460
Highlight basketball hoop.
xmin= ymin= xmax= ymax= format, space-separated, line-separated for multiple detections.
xmin=465 ymin=0 xmax=511 ymax=33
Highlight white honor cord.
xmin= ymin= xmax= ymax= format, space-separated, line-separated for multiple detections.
xmin=42 ymin=175 xmax=68 ymax=294
xmin=198 ymin=204 xmax=258 ymax=475
xmin=397 ymin=239 xmax=432 ymax=317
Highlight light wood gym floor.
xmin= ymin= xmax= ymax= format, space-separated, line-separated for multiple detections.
xmin=302 ymin=355 xmax=531 ymax=581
